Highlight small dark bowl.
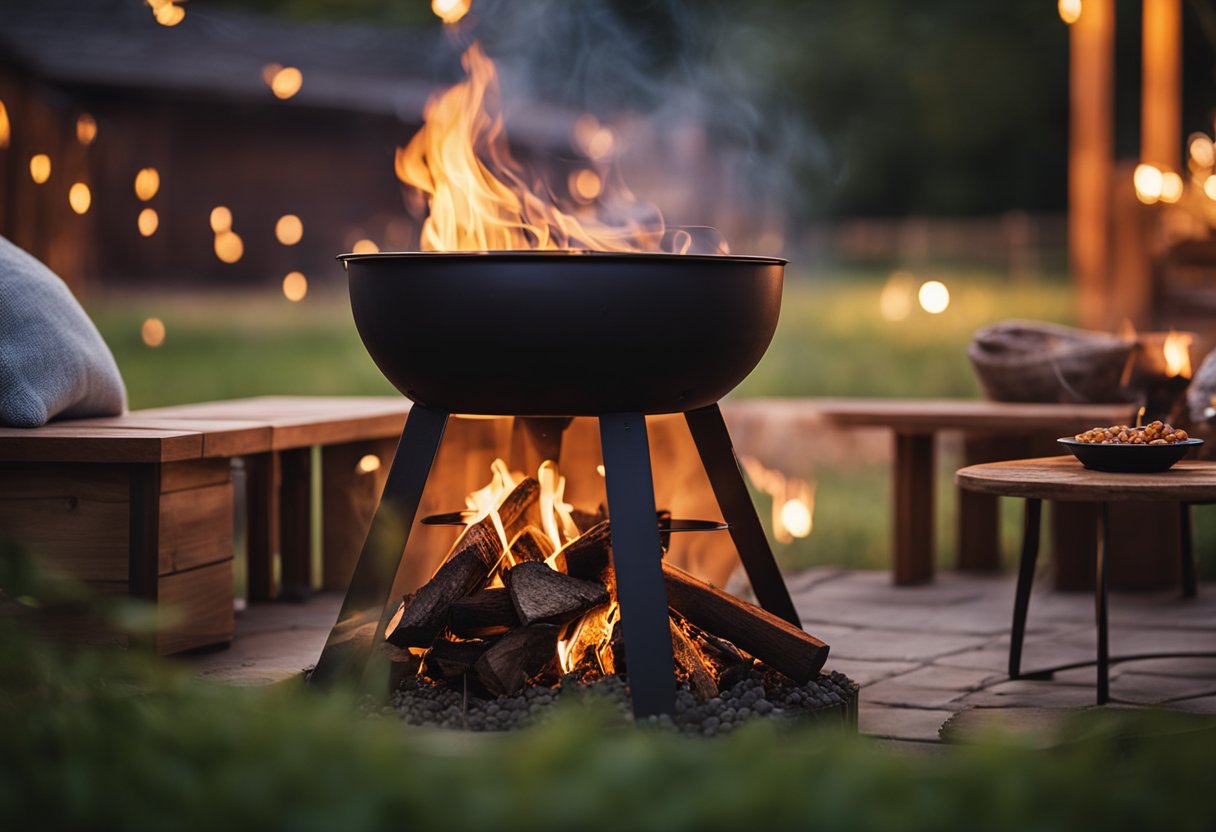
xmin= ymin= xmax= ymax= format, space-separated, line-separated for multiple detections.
xmin=1057 ymin=436 xmax=1204 ymax=473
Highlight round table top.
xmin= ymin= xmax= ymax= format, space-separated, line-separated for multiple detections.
xmin=955 ymin=456 xmax=1216 ymax=502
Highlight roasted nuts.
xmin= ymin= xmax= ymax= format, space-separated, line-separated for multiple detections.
xmin=1073 ymin=421 xmax=1189 ymax=445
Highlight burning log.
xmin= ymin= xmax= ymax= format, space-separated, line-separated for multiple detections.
xmin=661 ymin=562 xmax=828 ymax=683
xmin=448 ymin=588 xmax=519 ymax=638
xmin=509 ymin=526 xmax=554 ymax=563
xmin=473 ymin=624 xmax=560 ymax=696
xmin=670 ymin=619 xmax=718 ymax=702
xmin=386 ymin=477 xmax=540 ymax=647
xmin=552 ymin=519 xmax=613 ymax=582
xmin=506 ymin=562 xmax=610 ymax=626
xmin=570 ymin=505 xmax=607 ymax=534
xmin=424 ymin=637 xmax=494 ymax=681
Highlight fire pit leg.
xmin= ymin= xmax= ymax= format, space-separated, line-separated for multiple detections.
xmin=685 ymin=404 xmax=801 ymax=627
xmin=599 ymin=412 xmax=677 ymax=718
xmin=310 ymin=405 xmax=449 ymax=688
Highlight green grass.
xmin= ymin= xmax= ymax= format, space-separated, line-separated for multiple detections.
xmin=87 ymin=268 xmax=1084 ymax=575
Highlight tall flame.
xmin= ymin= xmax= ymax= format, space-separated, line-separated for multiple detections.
xmin=395 ymin=42 xmax=664 ymax=252
xmin=1163 ymin=330 xmax=1193 ymax=379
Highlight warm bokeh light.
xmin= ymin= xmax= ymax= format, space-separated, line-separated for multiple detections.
xmin=1133 ymin=163 xmax=1164 ymax=204
xmin=282 ymin=271 xmax=308 ymax=302
xmin=1159 ymin=171 xmax=1184 ymax=204
xmin=268 ymin=66 xmax=303 ymax=100
xmin=918 ymin=280 xmax=950 ymax=314
xmin=275 ymin=214 xmax=303 ymax=245
xmin=76 ymin=113 xmax=97 ymax=145
xmin=351 ymin=238 xmax=380 ymax=254
xmin=138 ymin=207 xmax=159 ymax=237
xmin=141 ymin=317 xmax=166 ymax=348
xmin=356 ymin=454 xmax=382 ymax=474
xmin=1058 ymin=0 xmax=1081 ymax=25
xmin=29 ymin=154 xmax=51 ymax=184
xmin=0 ymin=99 xmax=9 ymax=149
xmin=1205 ymin=175 xmax=1216 ymax=201
xmin=209 ymin=206 xmax=232 ymax=233
xmin=214 ymin=231 xmax=244 ymax=263
xmin=779 ymin=498 xmax=813 ymax=539
xmin=1188 ymin=134 xmax=1215 ymax=169
xmin=432 ymin=0 xmax=471 ymax=24
xmin=879 ymin=271 xmax=915 ymax=321
xmin=150 ymin=0 xmax=185 ymax=27
xmin=1164 ymin=330 xmax=1193 ymax=379
xmin=570 ymin=169 xmax=603 ymax=201
xmin=573 ymin=114 xmax=615 ymax=160
xmin=134 ymin=167 xmax=160 ymax=201
xmin=68 ymin=182 xmax=91 ymax=215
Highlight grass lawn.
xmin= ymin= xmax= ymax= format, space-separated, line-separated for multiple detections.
xmin=93 ymin=266 xmax=1203 ymax=578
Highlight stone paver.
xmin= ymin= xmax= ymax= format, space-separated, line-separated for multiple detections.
xmin=859 ymin=704 xmax=956 ymax=742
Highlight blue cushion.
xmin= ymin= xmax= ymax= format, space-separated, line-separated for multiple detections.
xmin=0 ymin=236 xmax=126 ymax=427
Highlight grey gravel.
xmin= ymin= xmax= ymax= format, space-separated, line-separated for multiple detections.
xmin=384 ymin=668 xmax=858 ymax=736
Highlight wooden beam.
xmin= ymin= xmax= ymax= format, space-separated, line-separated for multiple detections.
xmin=1142 ymin=0 xmax=1182 ymax=172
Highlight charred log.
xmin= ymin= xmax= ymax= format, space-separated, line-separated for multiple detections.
xmin=661 ymin=562 xmax=828 ymax=683
xmin=424 ymin=638 xmax=494 ymax=681
xmin=449 ymin=588 xmax=519 ymax=638
xmin=553 ymin=520 xmax=613 ymax=582
xmin=509 ymin=526 xmax=555 ymax=564
xmin=570 ymin=505 xmax=607 ymax=534
xmin=506 ymin=562 xmax=610 ymax=626
xmin=473 ymin=624 xmax=560 ymax=697
xmin=670 ymin=618 xmax=718 ymax=702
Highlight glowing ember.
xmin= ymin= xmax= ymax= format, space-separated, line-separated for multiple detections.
xmin=68 ymin=183 xmax=91 ymax=215
xmin=29 ymin=154 xmax=51 ymax=184
xmin=1163 ymin=330 xmax=1193 ymax=378
xmin=137 ymin=208 xmax=159 ymax=237
xmin=141 ymin=317 xmax=166 ymax=347
xmin=76 ymin=114 xmax=97 ymax=145
xmin=395 ymin=42 xmax=666 ymax=252
xmin=134 ymin=167 xmax=160 ymax=201
xmin=282 ymin=271 xmax=308 ymax=302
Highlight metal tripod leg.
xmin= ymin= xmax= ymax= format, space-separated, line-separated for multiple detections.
xmin=685 ymin=403 xmax=801 ymax=627
xmin=310 ymin=405 xmax=449 ymax=688
xmin=599 ymin=412 xmax=676 ymax=718
xmin=1008 ymin=498 xmax=1042 ymax=678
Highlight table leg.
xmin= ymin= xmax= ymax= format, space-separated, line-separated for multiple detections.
xmin=1096 ymin=501 xmax=1110 ymax=705
xmin=1180 ymin=503 xmax=1197 ymax=599
xmin=894 ymin=431 xmax=935 ymax=585
xmin=1008 ymin=498 xmax=1041 ymax=679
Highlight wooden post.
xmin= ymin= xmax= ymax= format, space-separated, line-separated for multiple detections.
xmin=278 ymin=447 xmax=313 ymax=601
xmin=245 ymin=452 xmax=280 ymax=602
xmin=1141 ymin=0 xmax=1182 ymax=172
xmin=1069 ymin=0 xmax=1116 ymax=329
xmin=893 ymin=431 xmax=935 ymax=584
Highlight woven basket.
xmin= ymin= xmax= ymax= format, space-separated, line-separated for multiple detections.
xmin=969 ymin=320 xmax=1136 ymax=404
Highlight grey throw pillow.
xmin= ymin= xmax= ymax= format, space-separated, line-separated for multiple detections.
xmin=0 ymin=236 xmax=126 ymax=427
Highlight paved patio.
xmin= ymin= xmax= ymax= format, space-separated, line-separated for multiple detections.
xmin=187 ymin=568 xmax=1216 ymax=743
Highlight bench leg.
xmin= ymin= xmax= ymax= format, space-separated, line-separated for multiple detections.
xmin=1008 ymin=498 xmax=1041 ymax=679
xmin=894 ymin=431 xmax=935 ymax=585
xmin=1096 ymin=501 xmax=1110 ymax=704
xmin=245 ymin=452 xmax=279 ymax=602
xmin=279 ymin=447 xmax=312 ymax=602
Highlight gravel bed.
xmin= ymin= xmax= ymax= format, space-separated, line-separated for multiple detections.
xmin=383 ymin=670 xmax=858 ymax=735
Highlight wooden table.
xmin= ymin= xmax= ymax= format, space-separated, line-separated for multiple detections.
xmin=814 ymin=399 xmax=1136 ymax=584
xmin=956 ymin=456 xmax=1215 ymax=703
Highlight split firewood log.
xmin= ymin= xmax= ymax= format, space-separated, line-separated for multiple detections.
xmin=506 ymin=562 xmax=609 ymax=626
xmin=473 ymin=625 xmax=560 ymax=697
xmin=509 ymin=526 xmax=555 ymax=564
xmin=448 ymin=588 xmax=519 ymax=638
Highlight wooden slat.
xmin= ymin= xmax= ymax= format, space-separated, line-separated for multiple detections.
xmin=0 ymin=426 xmax=202 ymax=463
xmin=157 ymin=482 xmax=234 ymax=576
xmin=160 ymin=458 xmax=231 ymax=493
xmin=80 ymin=417 xmax=273 ymax=458
xmin=812 ymin=398 xmax=1136 ymax=434
xmin=0 ymin=463 xmax=129 ymax=581
xmin=157 ymin=560 xmax=234 ymax=655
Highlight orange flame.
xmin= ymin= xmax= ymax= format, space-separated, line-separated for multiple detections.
xmin=1163 ymin=330 xmax=1193 ymax=379
xmin=395 ymin=42 xmax=664 ymax=252
xmin=740 ymin=456 xmax=815 ymax=543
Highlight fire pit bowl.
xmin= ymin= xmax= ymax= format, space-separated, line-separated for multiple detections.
xmin=340 ymin=251 xmax=785 ymax=416
xmin=1057 ymin=436 xmax=1204 ymax=473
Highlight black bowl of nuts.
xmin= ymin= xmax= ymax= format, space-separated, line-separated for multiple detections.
xmin=1058 ymin=421 xmax=1203 ymax=473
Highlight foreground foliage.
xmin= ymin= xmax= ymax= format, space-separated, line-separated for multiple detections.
xmin=2 ymin=549 xmax=1215 ymax=831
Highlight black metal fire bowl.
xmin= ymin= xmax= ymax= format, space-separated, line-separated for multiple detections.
xmin=340 ymin=251 xmax=785 ymax=416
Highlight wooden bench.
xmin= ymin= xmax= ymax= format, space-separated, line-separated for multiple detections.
xmin=0 ymin=396 xmax=410 ymax=653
